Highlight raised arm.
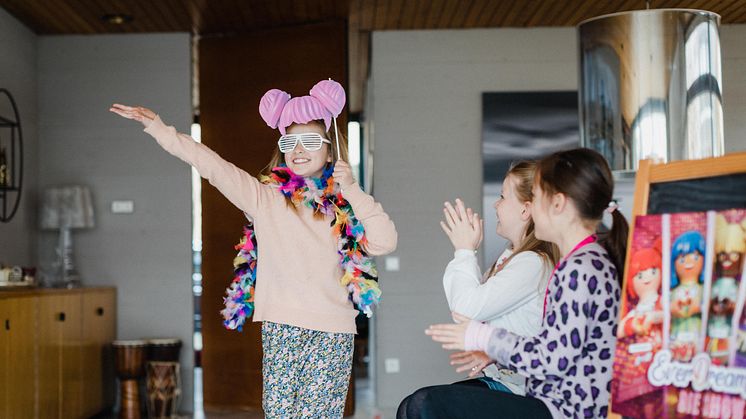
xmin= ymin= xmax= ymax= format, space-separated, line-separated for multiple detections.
xmin=110 ymin=104 xmax=268 ymax=216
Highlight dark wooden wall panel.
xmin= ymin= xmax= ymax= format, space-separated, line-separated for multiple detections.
xmin=199 ymin=20 xmax=347 ymax=410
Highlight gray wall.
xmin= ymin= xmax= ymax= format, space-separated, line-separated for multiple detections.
xmin=37 ymin=34 xmax=194 ymax=411
xmin=722 ymin=25 xmax=746 ymax=153
xmin=0 ymin=7 xmax=38 ymax=266
xmin=369 ymin=25 xmax=746 ymax=409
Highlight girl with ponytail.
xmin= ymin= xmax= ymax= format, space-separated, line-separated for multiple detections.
xmin=110 ymin=79 xmax=397 ymax=417
xmin=422 ymin=148 xmax=628 ymax=418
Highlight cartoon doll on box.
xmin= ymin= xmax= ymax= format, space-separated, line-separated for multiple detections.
xmin=611 ymin=236 xmax=664 ymax=410
xmin=618 ymin=241 xmax=664 ymax=357
xmin=670 ymin=230 xmax=706 ymax=362
xmin=706 ymin=214 xmax=746 ymax=365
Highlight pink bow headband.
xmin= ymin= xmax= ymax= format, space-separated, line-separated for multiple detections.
xmin=259 ymin=79 xmax=346 ymax=136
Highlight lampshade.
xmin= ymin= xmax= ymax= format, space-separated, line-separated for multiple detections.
xmin=578 ymin=9 xmax=723 ymax=173
xmin=40 ymin=186 xmax=95 ymax=230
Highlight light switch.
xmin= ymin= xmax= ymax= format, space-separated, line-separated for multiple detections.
xmin=111 ymin=200 xmax=134 ymax=214
xmin=385 ymin=358 xmax=400 ymax=373
xmin=385 ymin=256 xmax=400 ymax=272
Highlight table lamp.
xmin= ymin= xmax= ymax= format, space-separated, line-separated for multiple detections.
xmin=40 ymin=185 xmax=95 ymax=288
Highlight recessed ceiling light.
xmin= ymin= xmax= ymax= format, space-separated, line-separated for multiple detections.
xmin=101 ymin=13 xmax=134 ymax=25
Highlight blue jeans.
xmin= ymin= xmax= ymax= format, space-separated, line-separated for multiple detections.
xmin=477 ymin=377 xmax=513 ymax=393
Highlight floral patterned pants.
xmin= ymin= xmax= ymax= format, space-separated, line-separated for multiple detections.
xmin=261 ymin=321 xmax=354 ymax=418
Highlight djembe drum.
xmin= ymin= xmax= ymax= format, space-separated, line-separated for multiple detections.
xmin=113 ymin=340 xmax=148 ymax=419
xmin=146 ymin=338 xmax=182 ymax=418
xmin=148 ymin=338 xmax=182 ymax=362
xmin=146 ymin=362 xmax=181 ymax=418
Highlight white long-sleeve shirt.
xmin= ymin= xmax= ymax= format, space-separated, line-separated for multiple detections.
xmin=443 ymin=248 xmax=550 ymax=394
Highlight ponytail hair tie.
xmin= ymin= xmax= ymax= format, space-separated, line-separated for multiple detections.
xmin=605 ymin=200 xmax=618 ymax=214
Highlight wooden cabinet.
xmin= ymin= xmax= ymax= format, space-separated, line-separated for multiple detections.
xmin=0 ymin=287 xmax=116 ymax=419
xmin=38 ymin=292 xmax=84 ymax=418
xmin=0 ymin=295 xmax=36 ymax=419
xmin=81 ymin=289 xmax=116 ymax=417
xmin=0 ymin=300 xmax=6 ymax=417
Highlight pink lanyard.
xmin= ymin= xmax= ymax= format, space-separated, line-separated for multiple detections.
xmin=542 ymin=234 xmax=597 ymax=317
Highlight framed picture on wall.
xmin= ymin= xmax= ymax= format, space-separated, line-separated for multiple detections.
xmin=482 ymin=91 xmax=579 ymax=265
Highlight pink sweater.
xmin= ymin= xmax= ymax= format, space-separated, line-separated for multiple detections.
xmin=144 ymin=116 xmax=398 ymax=333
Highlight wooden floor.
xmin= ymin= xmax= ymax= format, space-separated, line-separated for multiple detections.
xmin=201 ymin=407 xmax=397 ymax=419
xmin=192 ymin=373 xmax=397 ymax=419
xmin=99 ymin=404 xmax=395 ymax=419
xmin=98 ymin=406 xmax=396 ymax=418
xmin=98 ymin=370 xmax=397 ymax=418
xmin=202 ymin=410 xmax=263 ymax=418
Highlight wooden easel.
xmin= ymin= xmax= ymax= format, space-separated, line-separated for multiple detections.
xmin=621 ymin=151 xmax=746 ymax=312
xmin=611 ymin=151 xmax=746 ymax=418
xmin=629 ymin=151 xmax=746 ymax=218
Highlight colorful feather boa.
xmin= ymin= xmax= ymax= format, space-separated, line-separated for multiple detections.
xmin=221 ymin=164 xmax=381 ymax=331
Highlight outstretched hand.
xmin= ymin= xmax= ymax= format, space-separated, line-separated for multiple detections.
xmin=425 ymin=312 xmax=472 ymax=351
xmin=440 ymin=199 xmax=483 ymax=251
xmin=110 ymin=104 xmax=156 ymax=127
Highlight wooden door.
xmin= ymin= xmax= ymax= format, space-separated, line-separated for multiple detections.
xmin=199 ymin=20 xmax=347 ymax=410
xmin=81 ymin=289 xmax=116 ymax=417
xmin=5 ymin=296 xmax=36 ymax=419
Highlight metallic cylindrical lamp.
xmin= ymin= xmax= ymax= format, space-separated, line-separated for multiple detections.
xmin=578 ymin=9 xmax=724 ymax=174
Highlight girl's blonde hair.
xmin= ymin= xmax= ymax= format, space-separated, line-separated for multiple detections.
xmin=489 ymin=161 xmax=560 ymax=276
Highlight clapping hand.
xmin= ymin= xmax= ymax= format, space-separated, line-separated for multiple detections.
xmin=440 ymin=199 xmax=483 ymax=251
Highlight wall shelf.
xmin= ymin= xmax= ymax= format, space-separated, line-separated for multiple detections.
xmin=0 ymin=89 xmax=23 ymax=223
